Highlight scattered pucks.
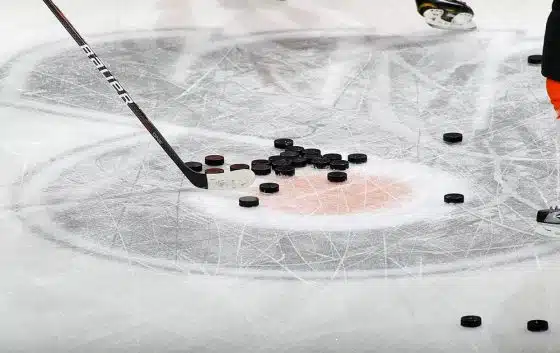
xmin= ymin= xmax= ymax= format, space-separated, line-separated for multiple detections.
xmin=251 ymin=159 xmax=270 ymax=166
xmin=252 ymin=164 xmax=272 ymax=176
xmin=230 ymin=163 xmax=250 ymax=171
xmin=205 ymin=155 xmax=225 ymax=166
xmin=312 ymin=157 xmax=330 ymax=169
xmin=205 ymin=168 xmax=224 ymax=174
xmin=280 ymin=151 xmax=300 ymax=159
xmin=323 ymin=153 xmax=342 ymax=161
xmin=303 ymin=148 xmax=321 ymax=156
xmin=239 ymin=196 xmax=259 ymax=208
xmin=348 ymin=153 xmax=368 ymax=164
xmin=330 ymin=160 xmax=349 ymax=171
xmin=443 ymin=132 xmax=463 ymax=144
xmin=268 ymin=155 xmax=286 ymax=162
xmin=185 ymin=161 xmax=203 ymax=172
xmin=291 ymin=157 xmax=308 ymax=168
xmin=274 ymin=138 xmax=294 ymax=149
xmin=528 ymin=54 xmax=542 ymax=65
xmin=286 ymin=145 xmax=305 ymax=154
xmin=444 ymin=193 xmax=465 ymax=204
xmin=527 ymin=320 xmax=549 ymax=332
xmin=327 ymin=171 xmax=347 ymax=183
xmin=460 ymin=315 xmax=482 ymax=328
xmin=260 ymin=182 xmax=280 ymax=194
xmin=275 ymin=165 xmax=296 ymax=177
xmin=272 ymin=159 xmax=291 ymax=169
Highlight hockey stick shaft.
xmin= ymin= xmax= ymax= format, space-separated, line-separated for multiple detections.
xmin=42 ymin=0 xmax=207 ymax=188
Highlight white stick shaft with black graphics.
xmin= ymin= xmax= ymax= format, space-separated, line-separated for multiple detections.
xmin=42 ymin=0 xmax=255 ymax=190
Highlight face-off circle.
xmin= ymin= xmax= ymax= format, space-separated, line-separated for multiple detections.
xmin=15 ymin=29 xmax=557 ymax=279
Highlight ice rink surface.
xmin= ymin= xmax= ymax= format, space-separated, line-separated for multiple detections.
xmin=2 ymin=0 xmax=560 ymax=351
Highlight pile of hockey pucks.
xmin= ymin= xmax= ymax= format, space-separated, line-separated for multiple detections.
xmin=442 ymin=132 xmax=465 ymax=205
xmin=243 ymin=137 xmax=368 ymax=208
xmin=459 ymin=315 xmax=549 ymax=332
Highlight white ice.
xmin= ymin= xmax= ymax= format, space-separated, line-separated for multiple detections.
xmin=1 ymin=0 xmax=560 ymax=352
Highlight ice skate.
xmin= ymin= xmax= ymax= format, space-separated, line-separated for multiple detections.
xmin=416 ymin=0 xmax=476 ymax=31
xmin=535 ymin=207 xmax=560 ymax=238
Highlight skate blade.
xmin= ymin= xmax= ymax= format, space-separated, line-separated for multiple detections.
xmin=424 ymin=9 xmax=476 ymax=31
xmin=535 ymin=224 xmax=560 ymax=238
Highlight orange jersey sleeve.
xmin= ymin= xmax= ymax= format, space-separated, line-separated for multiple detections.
xmin=547 ymin=78 xmax=560 ymax=118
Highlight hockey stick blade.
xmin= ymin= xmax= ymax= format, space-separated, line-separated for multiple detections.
xmin=42 ymin=0 xmax=254 ymax=190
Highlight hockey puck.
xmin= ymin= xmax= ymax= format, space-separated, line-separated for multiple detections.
xmin=185 ymin=161 xmax=203 ymax=172
xmin=303 ymin=148 xmax=321 ymax=156
xmin=260 ymin=182 xmax=280 ymax=194
xmin=205 ymin=155 xmax=225 ymax=166
xmin=230 ymin=163 xmax=250 ymax=171
xmin=323 ymin=153 xmax=342 ymax=161
xmin=275 ymin=165 xmax=296 ymax=177
xmin=348 ymin=153 xmax=367 ymax=164
xmin=443 ymin=132 xmax=463 ymax=144
xmin=460 ymin=315 xmax=482 ymax=328
xmin=285 ymin=145 xmax=305 ymax=154
xmin=444 ymin=193 xmax=464 ymax=204
xmin=304 ymin=154 xmax=321 ymax=163
xmin=280 ymin=151 xmax=300 ymax=159
xmin=239 ymin=196 xmax=259 ymax=208
xmin=330 ymin=160 xmax=349 ymax=171
xmin=327 ymin=171 xmax=347 ymax=183
xmin=528 ymin=54 xmax=543 ymax=65
xmin=291 ymin=157 xmax=308 ymax=168
xmin=274 ymin=138 xmax=294 ymax=149
xmin=268 ymin=155 xmax=286 ymax=162
xmin=252 ymin=164 xmax=272 ymax=176
xmin=205 ymin=168 xmax=224 ymax=174
xmin=272 ymin=159 xmax=291 ymax=169
xmin=527 ymin=320 xmax=548 ymax=332
xmin=251 ymin=159 xmax=270 ymax=166
xmin=312 ymin=157 xmax=330 ymax=169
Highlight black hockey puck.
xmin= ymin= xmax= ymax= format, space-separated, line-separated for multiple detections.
xmin=260 ymin=182 xmax=280 ymax=194
xmin=460 ymin=315 xmax=482 ymax=328
xmin=274 ymin=138 xmax=294 ymax=149
xmin=527 ymin=320 xmax=548 ymax=332
xmin=443 ymin=132 xmax=463 ymax=144
xmin=330 ymin=160 xmax=349 ymax=171
xmin=444 ymin=193 xmax=464 ymax=204
xmin=303 ymin=148 xmax=321 ymax=156
xmin=272 ymin=159 xmax=291 ymax=169
xmin=239 ymin=196 xmax=259 ymax=208
xmin=205 ymin=155 xmax=225 ymax=166
xmin=185 ymin=161 xmax=203 ymax=172
xmin=328 ymin=171 xmax=347 ymax=183
xmin=268 ymin=155 xmax=286 ymax=162
xmin=230 ymin=163 xmax=250 ymax=171
xmin=205 ymin=168 xmax=224 ymax=174
xmin=348 ymin=153 xmax=368 ymax=164
xmin=312 ymin=157 xmax=330 ymax=169
xmin=252 ymin=164 xmax=272 ymax=176
xmin=251 ymin=159 xmax=270 ymax=166
xmin=275 ymin=165 xmax=296 ymax=177
xmin=304 ymin=154 xmax=321 ymax=163
xmin=323 ymin=153 xmax=342 ymax=161
xmin=285 ymin=145 xmax=305 ymax=154
xmin=280 ymin=151 xmax=300 ymax=159
xmin=528 ymin=54 xmax=543 ymax=65
xmin=291 ymin=157 xmax=308 ymax=168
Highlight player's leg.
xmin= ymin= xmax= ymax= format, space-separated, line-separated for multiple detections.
xmin=536 ymin=0 xmax=560 ymax=237
xmin=415 ymin=0 xmax=476 ymax=31
xmin=543 ymin=0 xmax=560 ymax=118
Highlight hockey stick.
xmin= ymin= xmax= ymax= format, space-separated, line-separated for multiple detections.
xmin=42 ymin=0 xmax=255 ymax=190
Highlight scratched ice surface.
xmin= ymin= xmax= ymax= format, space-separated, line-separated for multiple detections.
xmin=10 ymin=28 xmax=559 ymax=279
